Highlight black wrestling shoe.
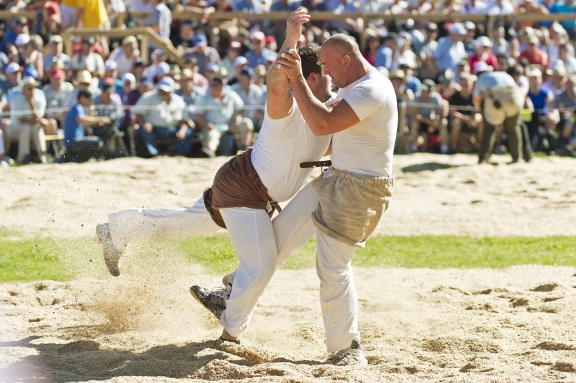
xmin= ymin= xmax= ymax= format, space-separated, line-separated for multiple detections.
xmin=190 ymin=285 xmax=228 ymax=319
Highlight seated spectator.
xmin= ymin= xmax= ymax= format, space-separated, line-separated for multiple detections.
xmin=176 ymin=68 xmax=206 ymax=119
xmin=492 ymin=26 xmax=509 ymax=57
xmin=549 ymin=0 xmax=576 ymax=41
xmin=463 ymin=21 xmax=477 ymax=55
xmin=63 ymin=70 xmax=101 ymax=111
xmin=397 ymin=32 xmax=418 ymax=70
xmin=362 ymin=33 xmax=380 ymax=67
xmin=469 ymin=36 xmax=499 ymax=74
xmin=93 ymin=79 xmax=125 ymax=156
xmin=244 ymin=31 xmax=278 ymax=69
xmin=10 ymin=34 xmax=44 ymax=80
xmin=390 ymin=69 xmax=414 ymax=154
xmin=132 ymin=58 xmax=147 ymax=83
xmin=543 ymin=65 xmax=566 ymax=101
xmin=8 ymin=77 xmax=54 ymax=164
xmin=432 ymin=23 xmax=467 ymax=78
xmin=183 ymin=57 xmax=209 ymax=91
xmin=230 ymin=67 xmax=266 ymax=131
xmin=228 ymin=56 xmax=248 ymax=86
xmin=220 ymin=41 xmax=243 ymax=81
xmin=0 ymin=63 xmax=22 ymax=101
xmin=399 ymin=61 xmax=422 ymax=97
xmin=448 ymin=73 xmax=483 ymax=153
xmin=42 ymin=67 xmax=74 ymax=128
xmin=118 ymin=73 xmax=136 ymax=104
xmin=138 ymin=0 xmax=171 ymax=49
xmin=527 ymin=68 xmax=560 ymax=150
xmin=0 ymin=17 xmax=28 ymax=56
xmin=43 ymin=35 xmax=70 ymax=78
xmin=419 ymin=24 xmax=439 ymax=81
xmin=133 ymin=77 xmax=194 ymax=157
xmin=519 ymin=34 xmax=549 ymax=69
xmin=185 ymin=34 xmax=221 ymax=75
xmin=375 ymin=34 xmax=397 ymax=71
xmin=122 ymin=78 xmax=153 ymax=139
xmin=556 ymin=43 xmax=576 ymax=75
xmin=409 ymin=79 xmax=449 ymax=153
xmin=485 ymin=0 xmax=514 ymax=15
xmin=62 ymin=89 xmax=109 ymax=163
xmin=108 ymin=36 xmax=139 ymax=78
xmin=555 ymin=74 xmax=576 ymax=142
xmin=253 ymin=64 xmax=267 ymax=90
xmin=103 ymin=60 xmax=123 ymax=93
xmin=545 ymin=23 xmax=571 ymax=64
xmin=194 ymin=76 xmax=253 ymax=155
xmin=70 ymin=37 xmax=105 ymax=79
xmin=203 ymin=62 xmax=221 ymax=81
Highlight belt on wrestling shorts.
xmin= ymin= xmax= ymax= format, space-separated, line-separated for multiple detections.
xmin=300 ymin=160 xmax=332 ymax=168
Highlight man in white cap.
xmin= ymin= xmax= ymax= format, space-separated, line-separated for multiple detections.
xmin=228 ymin=56 xmax=248 ymax=86
xmin=469 ymin=36 xmax=498 ymax=73
xmin=8 ymin=76 xmax=51 ymax=164
xmin=473 ymin=62 xmax=525 ymax=163
xmin=43 ymin=35 xmax=70 ymax=77
xmin=108 ymin=36 xmax=140 ymax=78
xmin=133 ymin=77 xmax=194 ymax=157
xmin=463 ymin=21 xmax=477 ymax=55
xmin=432 ymin=23 xmax=467 ymax=77
xmin=0 ymin=63 xmax=21 ymax=101
xmin=245 ymin=31 xmax=278 ymax=68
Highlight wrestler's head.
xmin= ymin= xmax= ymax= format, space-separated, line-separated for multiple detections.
xmin=298 ymin=45 xmax=332 ymax=103
xmin=319 ymin=34 xmax=362 ymax=89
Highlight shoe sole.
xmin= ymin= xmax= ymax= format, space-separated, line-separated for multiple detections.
xmin=96 ymin=223 xmax=121 ymax=277
xmin=189 ymin=286 xmax=224 ymax=320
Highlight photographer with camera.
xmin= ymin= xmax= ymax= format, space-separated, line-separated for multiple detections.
xmin=473 ymin=62 xmax=525 ymax=164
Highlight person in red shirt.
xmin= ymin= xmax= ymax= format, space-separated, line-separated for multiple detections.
xmin=519 ymin=34 xmax=549 ymax=68
xmin=469 ymin=36 xmax=498 ymax=74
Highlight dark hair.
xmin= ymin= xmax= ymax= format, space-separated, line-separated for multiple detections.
xmin=78 ymin=89 xmax=92 ymax=101
xmin=507 ymin=64 xmax=523 ymax=77
xmin=298 ymin=45 xmax=322 ymax=80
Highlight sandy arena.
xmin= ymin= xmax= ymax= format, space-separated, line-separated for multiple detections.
xmin=1 ymin=153 xmax=575 ymax=382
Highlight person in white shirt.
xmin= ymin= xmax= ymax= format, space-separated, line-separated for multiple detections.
xmin=275 ymin=31 xmax=396 ymax=365
xmin=108 ymin=36 xmax=140 ymax=78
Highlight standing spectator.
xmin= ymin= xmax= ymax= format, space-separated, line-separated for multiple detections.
xmin=194 ymin=76 xmax=253 ymax=154
xmin=518 ymin=34 xmax=549 ymax=68
xmin=432 ymin=23 xmax=467 ymax=77
xmin=133 ymin=77 xmax=194 ymax=157
xmin=185 ymin=34 xmax=221 ymax=75
xmin=230 ymin=67 xmax=265 ymax=130
xmin=244 ymin=31 xmax=278 ymax=69
xmin=469 ymin=36 xmax=499 ymax=74
xmin=43 ymin=35 xmax=70 ymax=78
xmin=375 ymin=33 xmax=397 ymax=71
xmin=9 ymin=77 xmax=51 ymax=164
xmin=62 ymin=89 xmax=109 ymax=162
xmin=0 ymin=17 xmax=28 ymax=56
xmin=448 ymin=73 xmax=483 ymax=153
xmin=473 ymin=64 xmax=524 ymax=163
xmin=42 ymin=67 xmax=74 ymax=127
xmin=173 ymin=20 xmax=195 ymax=53
xmin=77 ymin=0 xmax=110 ymax=29
xmin=70 ymin=37 xmax=105 ymax=79
xmin=140 ymin=0 xmax=171 ymax=49
xmin=108 ymin=36 xmax=139 ymax=78
xmin=409 ymin=79 xmax=449 ymax=153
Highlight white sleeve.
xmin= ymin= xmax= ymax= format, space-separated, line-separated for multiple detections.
xmin=343 ymin=80 xmax=385 ymax=121
xmin=262 ymin=98 xmax=298 ymax=135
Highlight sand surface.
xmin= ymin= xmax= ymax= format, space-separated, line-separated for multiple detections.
xmin=1 ymin=153 xmax=576 ymax=382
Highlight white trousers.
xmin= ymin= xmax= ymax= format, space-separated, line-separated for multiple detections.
xmin=107 ymin=198 xmax=221 ymax=251
xmin=316 ymin=230 xmax=359 ymax=353
xmin=220 ymin=182 xmax=318 ymax=337
xmin=9 ymin=124 xmax=46 ymax=163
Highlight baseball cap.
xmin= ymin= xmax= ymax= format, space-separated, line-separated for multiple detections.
xmin=473 ymin=61 xmax=493 ymax=73
xmin=152 ymin=48 xmax=165 ymax=58
xmin=141 ymin=78 xmax=154 ymax=87
xmin=24 ymin=66 xmax=39 ymax=79
xmin=181 ymin=68 xmax=194 ymax=80
xmin=476 ymin=36 xmax=493 ymax=48
xmin=240 ymin=67 xmax=254 ymax=78
xmin=551 ymin=23 xmax=567 ymax=35
xmin=552 ymin=66 xmax=567 ymax=77
xmin=121 ymin=73 xmax=136 ymax=83
xmin=464 ymin=21 xmax=476 ymax=30
xmin=49 ymin=35 xmax=63 ymax=44
xmin=229 ymin=41 xmax=242 ymax=50
xmin=265 ymin=35 xmax=276 ymax=43
xmin=205 ymin=62 xmax=219 ymax=72
xmin=104 ymin=60 xmax=118 ymax=71
xmin=157 ymin=77 xmax=175 ymax=92
xmin=51 ymin=67 xmax=66 ymax=78
xmin=5 ymin=62 xmax=20 ymax=75
xmin=101 ymin=77 xmax=114 ymax=90
xmin=233 ymin=56 xmax=248 ymax=67
xmin=449 ymin=23 xmax=467 ymax=35
xmin=15 ymin=33 xmax=30 ymax=46
xmin=15 ymin=16 xmax=28 ymax=25
xmin=77 ymin=70 xmax=92 ymax=84
xmin=157 ymin=61 xmax=170 ymax=77
xmin=83 ymin=36 xmax=96 ymax=46
xmin=122 ymin=36 xmax=138 ymax=46
xmin=254 ymin=64 xmax=267 ymax=77
xmin=528 ymin=68 xmax=542 ymax=77
xmin=193 ymin=34 xmax=208 ymax=46
xmin=251 ymin=31 xmax=265 ymax=41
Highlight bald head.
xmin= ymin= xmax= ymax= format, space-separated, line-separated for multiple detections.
xmin=321 ymin=34 xmax=360 ymax=57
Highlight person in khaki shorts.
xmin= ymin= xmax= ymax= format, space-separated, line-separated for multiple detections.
xmin=473 ymin=62 xmax=524 ymax=163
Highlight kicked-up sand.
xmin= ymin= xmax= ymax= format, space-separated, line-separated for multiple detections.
xmin=1 ymin=153 xmax=575 ymax=382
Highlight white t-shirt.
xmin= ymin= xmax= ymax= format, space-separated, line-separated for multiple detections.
xmin=331 ymin=70 xmax=397 ymax=178
xmin=251 ymin=95 xmax=334 ymax=202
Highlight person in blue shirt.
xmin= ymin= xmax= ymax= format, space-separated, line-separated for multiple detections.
xmin=549 ymin=0 xmax=576 ymax=39
xmin=62 ymin=89 xmax=110 ymax=162
xmin=0 ymin=17 xmax=28 ymax=55
xmin=375 ymin=34 xmax=398 ymax=70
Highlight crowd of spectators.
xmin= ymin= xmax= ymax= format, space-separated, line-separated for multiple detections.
xmin=1 ymin=0 xmax=576 ymax=165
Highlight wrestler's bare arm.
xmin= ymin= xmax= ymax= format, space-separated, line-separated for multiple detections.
xmin=266 ymin=8 xmax=310 ymax=120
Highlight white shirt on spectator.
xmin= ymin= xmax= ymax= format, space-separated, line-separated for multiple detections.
xmin=485 ymin=0 xmax=514 ymax=14
xmin=70 ymin=52 xmax=105 ymax=74
xmin=331 ymin=70 xmax=397 ymax=178
xmin=42 ymin=81 xmax=74 ymax=119
xmin=230 ymin=82 xmax=265 ymax=121
xmin=9 ymin=89 xmax=47 ymax=127
xmin=133 ymin=89 xmax=185 ymax=128
xmin=108 ymin=48 xmax=135 ymax=78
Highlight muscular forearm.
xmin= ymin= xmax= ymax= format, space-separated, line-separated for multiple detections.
xmin=290 ymin=74 xmax=332 ymax=135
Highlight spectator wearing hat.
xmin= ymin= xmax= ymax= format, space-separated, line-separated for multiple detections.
xmin=176 ymin=68 xmax=206 ymax=119
xmin=474 ymin=64 xmax=525 ymax=163
xmin=185 ymin=34 xmax=221 ymax=75
xmin=0 ymin=63 xmax=22 ymax=102
xmin=230 ymin=67 xmax=265 ymax=130
xmin=42 ymin=67 xmax=74 ymax=127
xmin=375 ymin=33 xmax=398 ymax=71
xmin=122 ymin=78 xmax=153 ymax=140
xmin=0 ymin=17 xmax=28 ymax=55
xmin=409 ymin=79 xmax=449 ymax=153
xmin=194 ymin=75 xmax=253 ymax=155
xmin=463 ymin=21 xmax=477 ymax=55
xmin=43 ymin=35 xmax=70 ymax=78
xmin=63 ymin=70 xmax=100 ymax=111
xmin=469 ymin=36 xmax=499 ymax=74
xmin=546 ymin=23 xmax=574 ymax=64
xmin=108 ymin=36 xmax=139 ymax=78
xmin=519 ymin=34 xmax=549 ymax=68
xmin=203 ymin=62 xmax=221 ymax=81
xmin=244 ymin=31 xmax=278 ymax=69
xmin=102 ymin=60 xmax=123 ymax=93
xmin=448 ymin=73 xmax=483 ymax=153
xmin=133 ymin=77 xmax=194 ymax=157
xmin=544 ymin=65 xmax=567 ymax=101
xmin=146 ymin=49 xmax=166 ymax=80
xmin=220 ymin=42 xmax=243 ymax=81
xmin=10 ymin=34 xmax=44 ymax=80
xmin=549 ymin=0 xmax=576 ymax=40
xmin=557 ymin=43 xmax=576 ymax=75
xmin=119 ymin=73 xmax=136 ymax=103
xmin=253 ymin=64 xmax=267 ymax=90
xmin=61 ymin=89 xmax=109 ymax=162
xmin=8 ymin=77 xmax=53 ymax=164
xmin=71 ymin=37 xmax=105 ymax=78
xmin=432 ymin=23 xmax=467 ymax=77
xmin=183 ymin=57 xmax=209 ymax=91
xmin=227 ymin=56 xmax=248 ymax=86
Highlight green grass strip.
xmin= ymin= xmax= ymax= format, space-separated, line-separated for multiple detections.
xmin=1 ymin=232 xmax=575 ymax=284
